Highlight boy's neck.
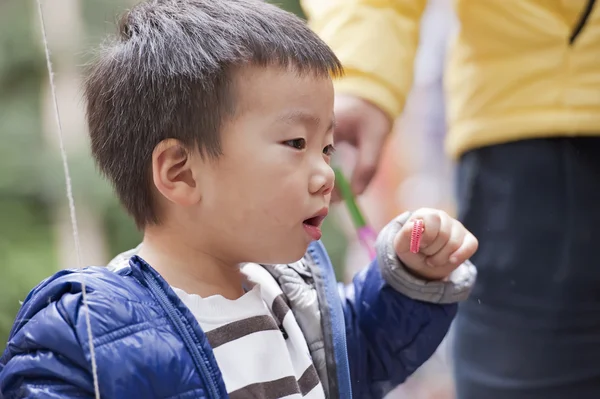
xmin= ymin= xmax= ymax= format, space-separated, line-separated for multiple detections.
xmin=138 ymin=229 xmax=246 ymax=300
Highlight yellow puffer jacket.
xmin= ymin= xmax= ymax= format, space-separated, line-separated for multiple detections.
xmin=302 ymin=0 xmax=600 ymax=159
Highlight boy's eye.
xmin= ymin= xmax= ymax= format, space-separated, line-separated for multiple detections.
xmin=284 ymin=138 xmax=306 ymax=150
xmin=323 ymin=144 xmax=336 ymax=156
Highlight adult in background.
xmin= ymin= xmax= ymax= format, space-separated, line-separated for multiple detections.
xmin=300 ymin=0 xmax=600 ymax=398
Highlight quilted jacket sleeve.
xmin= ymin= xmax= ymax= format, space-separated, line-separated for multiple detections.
xmin=0 ymin=271 xmax=96 ymax=398
xmin=340 ymin=212 xmax=477 ymax=398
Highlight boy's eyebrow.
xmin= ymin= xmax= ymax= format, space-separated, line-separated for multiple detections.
xmin=277 ymin=110 xmax=336 ymax=132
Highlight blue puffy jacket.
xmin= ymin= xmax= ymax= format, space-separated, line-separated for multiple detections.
xmin=0 ymin=215 xmax=476 ymax=398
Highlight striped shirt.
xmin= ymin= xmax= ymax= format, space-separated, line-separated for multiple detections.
xmin=172 ymin=263 xmax=326 ymax=399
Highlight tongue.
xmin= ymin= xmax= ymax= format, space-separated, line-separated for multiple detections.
xmin=303 ymin=222 xmax=322 ymax=240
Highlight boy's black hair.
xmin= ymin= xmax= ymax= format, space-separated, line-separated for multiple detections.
xmin=85 ymin=0 xmax=343 ymax=228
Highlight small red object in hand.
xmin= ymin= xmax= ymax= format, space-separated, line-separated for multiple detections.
xmin=410 ymin=219 xmax=424 ymax=254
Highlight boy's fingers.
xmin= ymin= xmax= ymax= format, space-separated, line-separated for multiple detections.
xmin=395 ymin=210 xmax=445 ymax=254
xmin=425 ymin=222 xmax=465 ymax=268
xmin=412 ymin=211 xmax=440 ymax=247
xmin=448 ymin=232 xmax=479 ymax=265
xmin=418 ymin=212 xmax=452 ymax=256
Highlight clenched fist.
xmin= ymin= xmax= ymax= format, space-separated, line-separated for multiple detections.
xmin=393 ymin=208 xmax=478 ymax=281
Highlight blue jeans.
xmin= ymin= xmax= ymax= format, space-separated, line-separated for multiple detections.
xmin=452 ymin=137 xmax=600 ymax=398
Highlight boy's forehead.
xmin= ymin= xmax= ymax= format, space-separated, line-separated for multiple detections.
xmin=232 ymin=65 xmax=334 ymax=113
xmin=277 ymin=110 xmax=336 ymax=132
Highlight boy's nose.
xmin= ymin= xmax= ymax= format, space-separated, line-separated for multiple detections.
xmin=309 ymin=162 xmax=335 ymax=196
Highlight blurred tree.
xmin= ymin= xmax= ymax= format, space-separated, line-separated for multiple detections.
xmin=0 ymin=0 xmax=54 ymax=349
xmin=268 ymin=0 xmax=306 ymax=18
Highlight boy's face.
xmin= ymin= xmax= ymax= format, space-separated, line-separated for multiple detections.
xmin=193 ymin=65 xmax=335 ymax=264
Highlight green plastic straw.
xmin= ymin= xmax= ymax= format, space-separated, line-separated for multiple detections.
xmin=333 ymin=167 xmax=367 ymax=228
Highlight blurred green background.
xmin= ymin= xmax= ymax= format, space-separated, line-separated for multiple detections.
xmin=0 ymin=0 xmax=348 ymax=352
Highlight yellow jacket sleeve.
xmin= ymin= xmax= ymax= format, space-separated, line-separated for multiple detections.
xmin=301 ymin=0 xmax=427 ymax=120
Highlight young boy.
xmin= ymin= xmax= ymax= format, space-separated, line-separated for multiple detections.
xmin=0 ymin=0 xmax=477 ymax=398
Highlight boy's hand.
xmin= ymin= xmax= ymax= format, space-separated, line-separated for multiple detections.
xmin=393 ymin=208 xmax=478 ymax=281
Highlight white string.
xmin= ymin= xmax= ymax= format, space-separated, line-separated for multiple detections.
xmin=36 ymin=1 xmax=101 ymax=398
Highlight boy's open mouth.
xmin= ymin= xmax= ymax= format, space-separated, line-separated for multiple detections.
xmin=303 ymin=208 xmax=328 ymax=240
xmin=303 ymin=216 xmax=325 ymax=227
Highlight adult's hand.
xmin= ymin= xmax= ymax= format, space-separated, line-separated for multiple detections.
xmin=333 ymin=94 xmax=393 ymax=198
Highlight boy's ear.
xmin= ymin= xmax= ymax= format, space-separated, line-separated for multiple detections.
xmin=151 ymin=139 xmax=202 ymax=206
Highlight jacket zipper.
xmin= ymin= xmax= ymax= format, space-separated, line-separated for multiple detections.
xmin=569 ymin=0 xmax=596 ymax=44
xmin=144 ymin=274 xmax=221 ymax=399
xmin=308 ymin=243 xmax=352 ymax=399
